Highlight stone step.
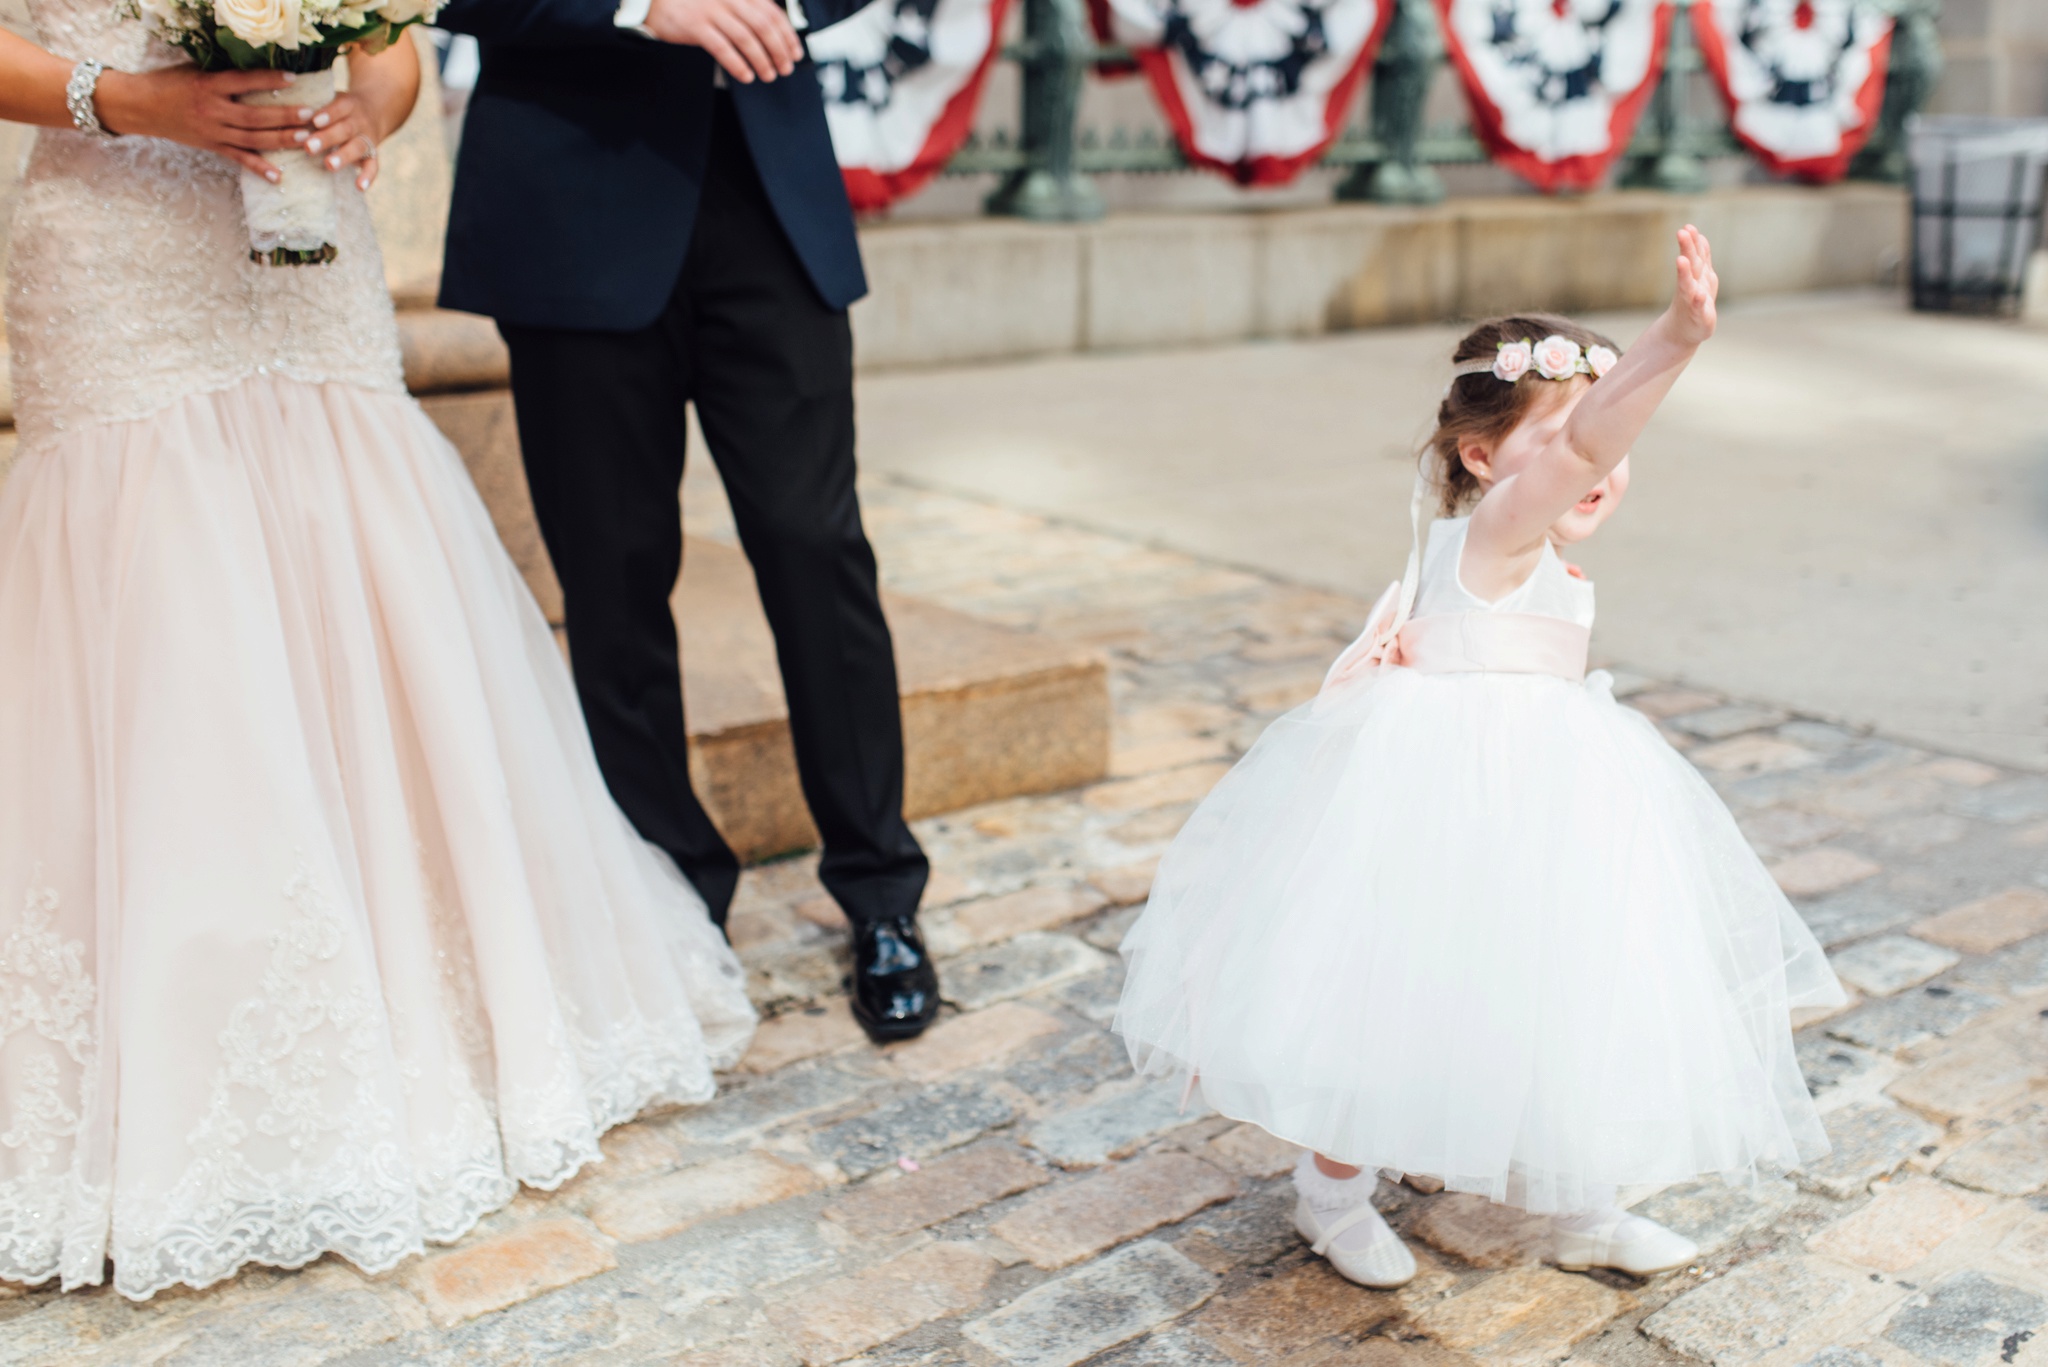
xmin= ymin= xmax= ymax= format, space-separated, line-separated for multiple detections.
xmin=420 ymin=390 xmax=1110 ymax=862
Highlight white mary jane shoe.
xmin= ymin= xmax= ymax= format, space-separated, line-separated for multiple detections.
xmin=1294 ymin=1196 xmax=1419 ymax=1289
xmin=1553 ymin=1211 xmax=1697 ymax=1277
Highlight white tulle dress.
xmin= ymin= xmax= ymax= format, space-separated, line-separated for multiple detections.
xmin=0 ymin=0 xmax=755 ymax=1300
xmin=1115 ymin=512 xmax=1845 ymax=1213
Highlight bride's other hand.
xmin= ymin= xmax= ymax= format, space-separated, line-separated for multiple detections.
xmin=94 ymin=68 xmax=313 ymax=183
xmin=0 ymin=32 xmax=302 ymax=176
xmin=311 ymin=37 xmax=424 ymax=190
xmin=646 ymin=0 xmax=804 ymax=83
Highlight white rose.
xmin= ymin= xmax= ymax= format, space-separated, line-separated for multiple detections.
xmin=1585 ymin=344 xmax=1618 ymax=379
xmin=1491 ymin=340 xmax=1533 ymax=382
xmin=1532 ymin=334 xmax=1583 ymax=380
xmin=215 ymin=0 xmax=302 ymax=47
xmin=373 ymin=0 xmax=440 ymax=23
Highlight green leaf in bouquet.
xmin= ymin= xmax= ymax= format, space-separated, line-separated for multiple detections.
xmin=211 ymin=26 xmax=264 ymax=69
xmin=321 ymin=18 xmax=394 ymax=53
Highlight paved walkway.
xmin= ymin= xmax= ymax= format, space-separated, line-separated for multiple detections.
xmin=854 ymin=291 xmax=2048 ymax=772
xmin=7 ymin=476 xmax=2048 ymax=1367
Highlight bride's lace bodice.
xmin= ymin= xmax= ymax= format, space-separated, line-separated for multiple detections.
xmin=3 ymin=0 xmax=406 ymax=450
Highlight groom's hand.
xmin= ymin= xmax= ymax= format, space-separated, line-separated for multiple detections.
xmin=646 ymin=0 xmax=803 ymax=83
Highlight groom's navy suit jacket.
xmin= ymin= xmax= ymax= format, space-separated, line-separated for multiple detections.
xmin=433 ymin=0 xmax=868 ymax=330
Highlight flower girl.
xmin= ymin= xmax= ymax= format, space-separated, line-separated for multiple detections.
xmin=1113 ymin=228 xmax=1843 ymax=1286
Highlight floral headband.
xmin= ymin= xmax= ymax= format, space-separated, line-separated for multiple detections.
xmin=1452 ymin=335 xmax=1619 ymax=384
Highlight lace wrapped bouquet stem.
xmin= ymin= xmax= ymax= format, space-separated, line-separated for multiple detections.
xmin=130 ymin=0 xmax=441 ymax=265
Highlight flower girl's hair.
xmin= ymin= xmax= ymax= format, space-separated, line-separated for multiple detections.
xmin=1427 ymin=313 xmax=1622 ymax=515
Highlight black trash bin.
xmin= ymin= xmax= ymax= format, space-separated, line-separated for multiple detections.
xmin=1908 ymin=116 xmax=2048 ymax=314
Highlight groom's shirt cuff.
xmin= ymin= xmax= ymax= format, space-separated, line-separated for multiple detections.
xmin=613 ymin=0 xmax=808 ymax=36
xmin=613 ymin=0 xmax=656 ymax=36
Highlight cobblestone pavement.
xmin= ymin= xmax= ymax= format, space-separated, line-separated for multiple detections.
xmin=7 ymin=477 xmax=2048 ymax=1367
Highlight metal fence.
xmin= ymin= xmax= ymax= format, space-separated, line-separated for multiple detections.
xmin=943 ymin=0 xmax=1944 ymax=219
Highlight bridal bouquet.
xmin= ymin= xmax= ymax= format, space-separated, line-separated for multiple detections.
xmin=132 ymin=0 xmax=442 ymax=264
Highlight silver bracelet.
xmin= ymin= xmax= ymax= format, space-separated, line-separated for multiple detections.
xmin=65 ymin=59 xmax=113 ymax=138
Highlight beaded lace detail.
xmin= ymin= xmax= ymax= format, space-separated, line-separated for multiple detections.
xmin=3 ymin=0 xmax=405 ymax=451
xmin=0 ymin=863 xmax=742 ymax=1300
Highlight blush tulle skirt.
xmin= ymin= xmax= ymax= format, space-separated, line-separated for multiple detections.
xmin=1114 ymin=668 xmax=1845 ymax=1213
xmin=0 ymin=376 xmax=756 ymax=1299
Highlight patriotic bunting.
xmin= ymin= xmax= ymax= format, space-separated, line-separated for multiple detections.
xmin=1437 ymin=0 xmax=1672 ymax=192
xmin=1691 ymin=0 xmax=1891 ymax=183
xmin=813 ymin=0 xmax=1015 ymax=211
xmin=1090 ymin=0 xmax=1393 ymax=185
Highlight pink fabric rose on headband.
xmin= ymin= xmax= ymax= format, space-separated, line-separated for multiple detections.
xmin=1586 ymin=344 xmax=1618 ymax=378
xmin=1492 ymin=340 xmax=1533 ymax=382
xmin=1533 ymin=335 xmax=1583 ymax=380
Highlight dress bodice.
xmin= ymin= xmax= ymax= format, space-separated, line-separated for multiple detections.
xmin=3 ymin=0 xmax=406 ymax=449
xmin=1411 ymin=516 xmax=1595 ymax=629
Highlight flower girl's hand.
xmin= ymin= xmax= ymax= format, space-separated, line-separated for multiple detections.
xmin=646 ymin=0 xmax=804 ymax=83
xmin=94 ymin=67 xmax=312 ymax=183
xmin=1668 ymin=224 xmax=1719 ymax=347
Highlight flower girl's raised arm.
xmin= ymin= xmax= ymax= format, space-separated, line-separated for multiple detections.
xmin=1466 ymin=226 xmax=1721 ymax=572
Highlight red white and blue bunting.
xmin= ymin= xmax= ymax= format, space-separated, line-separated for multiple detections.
xmin=1090 ymin=0 xmax=1394 ymax=185
xmin=1691 ymin=0 xmax=1890 ymax=183
xmin=812 ymin=0 xmax=1015 ymax=211
xmin=1437 ymin=0 xmax=1672 ymax=192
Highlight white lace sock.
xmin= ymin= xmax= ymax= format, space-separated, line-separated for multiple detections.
xmin=1294 ymin=1154 xmax=1405 ymax=1256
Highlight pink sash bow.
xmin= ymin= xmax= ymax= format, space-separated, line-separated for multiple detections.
xmin=1397 ymin=612 xmax=1590 ymax=681
xmin=1318 ymin=475 xmax=1590 ymax=699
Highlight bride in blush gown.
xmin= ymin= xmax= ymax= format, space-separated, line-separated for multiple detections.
xmin=0 ymin=5 xmax=755 ymax=1301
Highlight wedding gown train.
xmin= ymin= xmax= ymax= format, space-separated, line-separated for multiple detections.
xmin=0 ymin=1 xmax=755 ymax=1300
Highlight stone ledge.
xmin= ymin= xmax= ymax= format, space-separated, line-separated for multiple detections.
xmin=676 ymin=536 xmax=1110 ymax=862
xmin=853 ymin=184 xmax=1907 ymax=368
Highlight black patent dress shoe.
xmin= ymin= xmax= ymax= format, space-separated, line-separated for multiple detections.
xmin=848 ymin=916 xmax=941 ymax=1042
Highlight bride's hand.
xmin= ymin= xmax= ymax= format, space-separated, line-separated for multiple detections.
xmin=93 ymin=67 xmax=314 ymax=183
xmin=301 ymin=92 xmax=383 ymax=191
xmin=310 ymin=36 xmax=423 ymax=191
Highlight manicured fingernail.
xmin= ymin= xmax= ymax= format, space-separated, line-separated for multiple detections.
xmin=306 ymin=137 xmax=321 ymax=151
xmin=292 ymin=130 xmax=309 ymax=143
xmin=327 ymin=155 xmax=340 ymax=169
xmin=296 ymin=107 xmax=312 ymax=119
xmin=266 ymin=169 xmax=280 ymax=182
xmin=280 ymin=72 xmax=295 ymax=83
xmin=313 ymin=112 xmax=330 ymax=128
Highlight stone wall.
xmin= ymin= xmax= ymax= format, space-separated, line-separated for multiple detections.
xmin=1933 ymin=0 xmax=2048 ymax=118
xmin=850 ymin=186 xmax=1906 ymax=369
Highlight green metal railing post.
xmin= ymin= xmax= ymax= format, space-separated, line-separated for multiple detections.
xmin=986 ymin=0 xmax=1107 ymax=219
xmin=1850 ymin=0 xmax=1943 ymax=182
xmin=1336 ymin=0 xmax=1447 ymax=203
xmin=1622 ymin=0 xmax=1711 ymax=192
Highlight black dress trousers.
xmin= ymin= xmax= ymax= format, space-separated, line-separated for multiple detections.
xmin=498 ymin=92 xmax=928 ymax=930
